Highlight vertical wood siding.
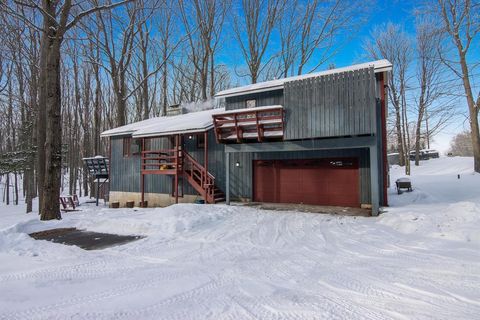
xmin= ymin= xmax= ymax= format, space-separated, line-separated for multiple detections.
xmin=110 ymin=137 xmax=141 ymax=193
xmin=223 ymin=67 xmax=377 ymax=139
xmin=110 ymin=131 xmax=226 ymax=196
xmin=225 ymin=89 xmax=284 ymax=110
xmin=283 ymin=67 xmax=377 ymax=139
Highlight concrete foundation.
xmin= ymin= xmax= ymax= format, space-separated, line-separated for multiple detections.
xmin=109 ymin=191 xmax=199 ymax=208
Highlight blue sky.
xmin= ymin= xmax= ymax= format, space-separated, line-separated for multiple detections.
xmin=215 ymin=0 xmax=477 ymax=152
xmin=217 ymin=0 xmax=418 ymax=79
xmin=334 ymin=0 xmax=416 ymax=66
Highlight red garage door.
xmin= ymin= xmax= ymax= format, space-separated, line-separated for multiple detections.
xmin=253 ymin=158 xmax=359 ymax=207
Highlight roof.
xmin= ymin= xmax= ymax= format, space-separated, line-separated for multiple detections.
xmin=101 ymin=108 xmax=225 ymax=138
xmin=215 ymin=59 xmax=392 ymax=98
xmin=214 ymin=105 xmax=283 ymax=115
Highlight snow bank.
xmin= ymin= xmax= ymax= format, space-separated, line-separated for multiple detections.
xmin=72 ymin=204 xmax=231 ymax=236
xmin=380 ymin=156 xmax=480 ymax=245
xmin=0 ymin=156 xmax=479 ymax=319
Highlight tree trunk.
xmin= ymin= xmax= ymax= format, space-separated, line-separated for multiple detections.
xmin=162 ymin=47 xmax=168 ymax=116
xmin=40 ymin=22 xmax=63 ymax=220
xmin=395 ymin=106 xmax=405 ymax=166
xmin=402 ymin=93 xmax=410 ymax=175
xmin=458 ymin=53 xmax=480 ymax=172
xmin=5 ymin=174 xmax=10 ymax=205
xmin=25 ymin=168 xmax=33 ymax=212
xmin=209 ymin=51 xmax=215 ymax=97
xmin=37 ymin=24 xmax=48 ymax=214
xmin=14 ymin=172 xmax=18 ymax=205
xmin=414 ymin=119 xmax=423 ymax=166
xmin=140 ymin=26 xmax=149 ymax=120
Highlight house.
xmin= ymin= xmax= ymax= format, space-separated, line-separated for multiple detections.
xmin=101 ymin=59 xmax=392 ymax=215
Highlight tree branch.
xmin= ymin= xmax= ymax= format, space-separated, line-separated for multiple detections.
xmin=66 ymin=0 xmax=134 ymax=31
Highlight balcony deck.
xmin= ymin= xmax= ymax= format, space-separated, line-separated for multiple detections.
xmin=141 ymin=149 xmax=182 ymax=175
xmin=212 ymin=105 xmax=284 ymax=143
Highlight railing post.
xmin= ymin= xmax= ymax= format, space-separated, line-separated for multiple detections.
xmin=174 ymin=135 xmax=179 ymax=204
xmin=141 ymin=138 xmax=145 ymax=206
xmin=255 ymin=111 xmax=261 ymax=142
xmin=204 ymin=131 xmax=208 ymax=198
xmin=234 ymin=114 xmax=241 ymax=143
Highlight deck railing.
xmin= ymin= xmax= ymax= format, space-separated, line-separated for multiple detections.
xmin=212 ymin=106 xmax=284 ymax=143
xmin=141 ymin=148 xmax=182 ymax=174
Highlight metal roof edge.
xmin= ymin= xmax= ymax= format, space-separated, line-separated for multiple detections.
xmin=100 ymin=131 xmax=134 ymax=138
xmin=215 ymin=60 xmax=392 ymax=99
xmin=131 ymin=125 xmax=214 ymax=139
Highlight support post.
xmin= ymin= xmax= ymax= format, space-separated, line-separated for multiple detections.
xmin=175 ymin=134 xmax=179 ymax=204
xmin=96 ymin=178 xmax=99 ymax=206
xmin=370 ymin=145 xmax=379 ymax=216
xmin=204 ymin=131 xmax=208 ymax=174
xmin=204 ymin=131 xmax=209 ymax=201
xmin=225 ymin=152 xmax=230 ymax=205
xmin=380 ymin=72 xmax=388 ymax=206
xmin=141 ymin=138 xmax=145 ymax=206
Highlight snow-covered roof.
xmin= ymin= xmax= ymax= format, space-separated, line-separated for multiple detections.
xmin=215 ymin=59 xmax=392 ymax=98
xmin=101 ymin=108 xmax=225 ymax=138
xmin=215 ymin=105 xmax=283 ymax=115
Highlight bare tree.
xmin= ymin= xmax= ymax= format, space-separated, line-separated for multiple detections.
xmin=449 ymin=131 xmax=473 ymax=156
xmin=158 ymin=1 xmax=174 ymax=115
xmin=412 ymin=19 xmax=449 ymax=165
xmin=431 ymin=0 xmax=480 ymax=172
xmin=1 ymin=0 xmax=133 ymax=220
xmin=234 ymin=0 xmax=285 ymax=84
xmin=278 ymin=0 xmax=369 ymax=77
xmin=179 ymin=0 xmax=229 ymax=100
xmin=95 ymin=2 xmax=138 ymax=126
xmin=364 ymin=23 xmax=413 ymax=174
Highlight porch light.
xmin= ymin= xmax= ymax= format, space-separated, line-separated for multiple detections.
xmin=235 ymin=161 xmax=240 ymax=167
xmin=188 ymin=135 xmax=193 ymax=139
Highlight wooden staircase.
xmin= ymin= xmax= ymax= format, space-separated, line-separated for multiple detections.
xmin=141 ymin=148 xmax=225 ymax=204
xmin=183 ymin=151 xmax=225 ymax=204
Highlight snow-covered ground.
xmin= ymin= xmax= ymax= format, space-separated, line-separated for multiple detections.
xmin=0 ymin=157 xmax=479 ymax=319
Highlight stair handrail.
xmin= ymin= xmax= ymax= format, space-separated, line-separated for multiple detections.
xmin=183 ymin=151 xmax=215 ymax=196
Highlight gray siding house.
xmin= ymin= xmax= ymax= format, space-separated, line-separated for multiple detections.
xmin=101 ymin=60 xmax=392 ymax=215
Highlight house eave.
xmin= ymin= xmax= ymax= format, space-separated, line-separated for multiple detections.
xmin=215 ymin=59 xmax=392 ymax=99
xmin=132 ymin=125 xmax=214 ymax=139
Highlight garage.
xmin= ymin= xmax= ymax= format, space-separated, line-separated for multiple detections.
xmin=253 ymin=158 xmax=359 ymax=207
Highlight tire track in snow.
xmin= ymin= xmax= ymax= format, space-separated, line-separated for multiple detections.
xmin=0 ymin=257 xmax=139 ymax=283
xmin=0 ymin=267 xmax=207 ymax=320
xmin=100 ymin=275 xmax=233 ymax=320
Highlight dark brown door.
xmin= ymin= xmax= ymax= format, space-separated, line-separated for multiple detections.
xmin=253 ymin=158 xmax=359 ymax=207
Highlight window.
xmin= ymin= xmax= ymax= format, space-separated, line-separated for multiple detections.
xmin=143 ymin=138 xmax=151 ymax=152
xmin=131 ymin=139 xmax=142 ymax=155
xmin=197 ymin=134 xmax=205 ymax=149
xmin=245 ymin=99 xmax=256 ymax=108
xmin=123 ymin=137 xmax=131 ymax=157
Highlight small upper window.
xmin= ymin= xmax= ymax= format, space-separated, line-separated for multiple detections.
xmin=143 ymin=138 xmax=151 ymax=152
xmin=131 ymin=139 xmax=142 ymax=155
xmin=197 ymin=134 xmax=205 ymax=149
xmin=245 ymin=99 xmax=256 ymax=108
xmin=123 ymin=137 xmax=131 ymax=157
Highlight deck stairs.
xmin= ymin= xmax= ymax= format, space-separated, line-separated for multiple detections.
xmin=142 ymin=148 xmax=225 ymax=204
xmin=183 ymin=152 xmax=225 ymax=204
